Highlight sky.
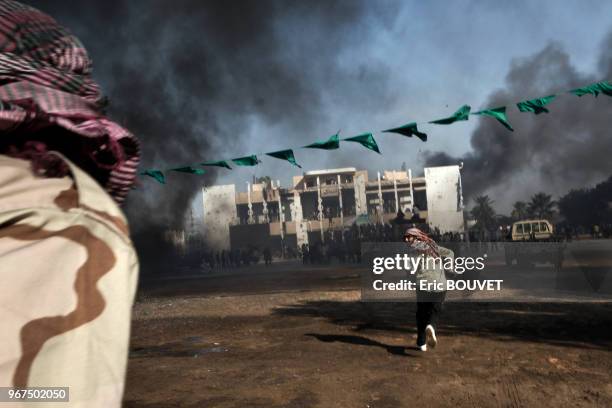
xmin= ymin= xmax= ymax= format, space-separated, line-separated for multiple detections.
xmin=28 ymin=0 xmax=612 ymax=227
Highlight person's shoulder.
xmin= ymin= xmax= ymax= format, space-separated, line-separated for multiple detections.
xmin=438 ymin=246 xmax=454 ymax=257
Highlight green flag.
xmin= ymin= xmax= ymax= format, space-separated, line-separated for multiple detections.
xmin=201 ymin=160 xmax=232 ymax=169
xmin=343 ymin=132 xmax=381 ymax=153
xmin=383 ymin=122 xmax=427 ymax=142
xmin=267 ymin=149 xmax=302 ymax=168
xmin=599 ymin=81 xmax=612 ymax=96
xmin=570 ymin=81 xmax=612 ymax=97
xmin=140 ymin=169 xmax=165 ymax=184
xmin=516 ymin=95 xmax=556 ymax=114
xmin=429 ymin=104 xmax=471 ymax=125
xmin=473 ymin=106 xmax=514 ymax=131
xmin=170 ymin=166 xmax=206 ymax=175
xmin=304 ymin=133 xmax=340 ymax=150
xmin=232 ymin=155 xmax=260 ymax=166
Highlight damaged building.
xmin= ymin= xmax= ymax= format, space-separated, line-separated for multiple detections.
xmin=202 ymin=165 xmax=465 ymax=251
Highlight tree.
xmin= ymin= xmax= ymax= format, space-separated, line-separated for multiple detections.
xmin=558 ymin=175 xmax=612 ymax=227
xmin=511 ymin=201 xmax=528 ymax=220
xmin=558 ymin=189 xmax=591 ymax=227
xmin=527 ymin=192 xmax=556 ymax=219
xmin=256 ymin=175 xmax=272 ymax=187
xmin=470 ymin=195 xmax=496 ymax=231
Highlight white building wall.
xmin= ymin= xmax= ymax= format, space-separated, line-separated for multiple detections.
xmin=292 ymin=190 xmax=309 ymax=247
xmin=424 ymin=165 xmax=464 ymax=233
xmin=354 ymin=173 xmax=367 ymax=216
xmin=202 ymin=184 xmax=237 ymax=251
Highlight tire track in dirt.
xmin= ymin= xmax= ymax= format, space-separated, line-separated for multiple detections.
xmin=495 ymin=353 xmax=524 ymax=408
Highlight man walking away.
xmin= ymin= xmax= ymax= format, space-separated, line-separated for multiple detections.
xmin=404 ymin=228 xmax=455 ymax=351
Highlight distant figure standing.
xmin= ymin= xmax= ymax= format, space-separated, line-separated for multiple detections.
xmin=263 ymin=247 xmax=272 ymax=265
xmin=301 ymin=243 xmax=309 ymax=264
xmin=593 ymin=224 xmax=600 ymax=239
xmin=209 ymin=252 xmax=216 ymax=270
xmin=404 ymin=228 xmax=456 ymax=351
xmin=222 ymin=250 xmax=228 ymax=268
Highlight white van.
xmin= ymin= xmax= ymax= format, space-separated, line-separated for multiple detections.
xmin=511 ymin=220 xmax=554 ymax=241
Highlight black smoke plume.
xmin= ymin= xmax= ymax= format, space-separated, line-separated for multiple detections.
xmin=29 ymin=0 xmax=397 ymax=272
xmin=425 ymin=33 xmax=612 ymax=210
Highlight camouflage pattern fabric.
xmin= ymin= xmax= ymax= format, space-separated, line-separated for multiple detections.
xmin=0 ymin=153 xmax=139 ymax=407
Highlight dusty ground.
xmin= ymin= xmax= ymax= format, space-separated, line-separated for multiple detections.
xmin=124 ymin=263 xmax=612 ymax=407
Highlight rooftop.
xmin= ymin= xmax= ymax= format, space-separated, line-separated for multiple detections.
xmin=303 ymin=167 xmax=357 ymax=177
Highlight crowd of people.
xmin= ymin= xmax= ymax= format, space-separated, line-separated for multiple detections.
xmin=558 ymin=223 xmax=612 ymax=240
xmin=201 ymin=212 xmax=612 ymax=271
xmin=202 ymin=248 xmax=260 ymax=270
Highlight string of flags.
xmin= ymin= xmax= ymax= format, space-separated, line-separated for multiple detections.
xmin=140 ymin=80 xmax=611 ymax=184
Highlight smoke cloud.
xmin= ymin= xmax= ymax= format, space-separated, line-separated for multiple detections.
xmin=425 ymin=33 xmax=612 ymax=212
xmin=24 ymin=1 xmax=612 ymax=265
xmin=29 ymin=0 xmax=399 ymax=270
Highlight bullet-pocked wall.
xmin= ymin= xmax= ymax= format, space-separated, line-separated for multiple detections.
xmin=424 ymin=165 xmax=465 ymax=233
xmin=202 ymin=185 xmax=237 ymax=251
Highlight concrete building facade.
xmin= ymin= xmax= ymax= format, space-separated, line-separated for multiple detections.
xmin=202 ymin=165 xmax=464 ymax=251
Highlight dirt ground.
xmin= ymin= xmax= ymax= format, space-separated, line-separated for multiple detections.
xmin=124 ymin=263 xmax=612 ymax=407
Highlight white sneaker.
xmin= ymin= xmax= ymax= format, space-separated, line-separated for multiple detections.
xmin=418 ymin=344 xmax=427 ymax=351
xmin=425 ymin=325 xmax=437 ymax=348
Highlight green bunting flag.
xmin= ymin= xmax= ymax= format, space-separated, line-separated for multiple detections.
xmin=232 ymin=155 xmax=260 ymax=166
xmin=516 ymin=95 xmax=556 ymax=114
xmin=383 ymin=122 xmax=427 ymax=142
xmin=473 ymin=106 xmax=514 ymax=131
xmin=304 ymin=133 xmax=340 ymax=150
xmin=201 ymin=160 xmax=232 ymax=169
xmin=343 ymin=133 xmax=381 ymax=153
xmin=429 ymin=104 xmax=471 ymax=125
xmin=570 ymin=81 xmax=612 ymax=97
xmin=170 ymin=166 xmax=206 ymax=175
xmin=138 ymin=80 xmax=609 ymax=184
xmin=596 ymin=81 xmax=612 ymax=96
xmin=267 ymin=149 xmax=302 ymax=168
xmin=140 ymin=169 xmax=165 ymax=184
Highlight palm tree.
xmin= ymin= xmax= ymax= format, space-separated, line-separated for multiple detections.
xmin=511 ymin=201 xmax=528 ymax=220
xmin=470 ymin=195 xmax=496 ymax=230
xmin=527 ymin=193 xmax=556 ymax=219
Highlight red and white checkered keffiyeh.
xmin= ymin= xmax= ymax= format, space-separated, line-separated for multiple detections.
xmin=0 ymin=0 xmax=139 ymax=203
xmin=404 ymin=227 xmax=441 ymax=257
